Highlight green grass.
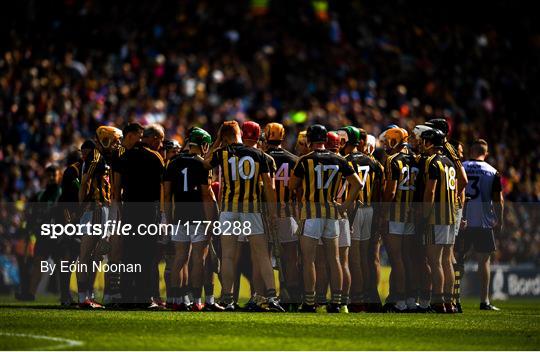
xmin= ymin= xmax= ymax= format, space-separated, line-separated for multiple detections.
xmin=1 ymin=299 xmax=539 ymax=350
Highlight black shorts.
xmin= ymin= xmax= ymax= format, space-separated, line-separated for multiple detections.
xmin=458 ymin=227 xmax=496 ymax=254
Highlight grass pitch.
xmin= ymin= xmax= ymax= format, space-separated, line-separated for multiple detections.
xmin=0 ymin=299 xmax=539 ymax=350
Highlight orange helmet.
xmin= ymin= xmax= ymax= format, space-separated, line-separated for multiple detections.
xmin=400 ymin=128 xmax=409 ymax=141
xmin=96 ymin=126 xmax=123 ymax=149
xmin=380 ymin=127 xmax=406 ymax=150
xmin=264 ymin=122 xmax=285 ymax=142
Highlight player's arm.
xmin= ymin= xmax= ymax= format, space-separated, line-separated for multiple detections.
xmin=423 ymin=179 xmax=437 ymax=218
xmin=262 ymin=172 xmax=276 ymax=217
xmin=343 ymin=173 xmax=362 ymax=211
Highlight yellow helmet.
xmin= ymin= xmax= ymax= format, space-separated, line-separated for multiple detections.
xmin=264 ymin=122 xmax=285 ymax=142
xmin=380 ymin=127 xmax=406 ymax=150
xmin=96 ymin=126 xmax=123 ymax=149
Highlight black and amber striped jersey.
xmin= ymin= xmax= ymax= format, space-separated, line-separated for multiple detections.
xmin=266 ymin=146 xmax=299 ymax=217
xmin=385 ymin=151 xmax=418 ymax=222
xmin=82 ymin=148 xmax=111 ymax=205
xmin=210 ymin=143 xmax=270 ymax=213
xmin=293 ymin=149 xmax=354 ymax=219
xmin=413 ymin=154 xmax=428 ymax=203
xmin=423 ymin=152 xmax=457 ymax=225
xmin=111 ymin=145 xmax=126 ymax=173
xmin=342 ymin=152 xmax=384 ymax=207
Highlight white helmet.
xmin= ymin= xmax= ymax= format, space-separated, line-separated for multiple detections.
xmin=412 ymin=125 xmax=433 ymax=139
xmin=366 ymin=134 xmax=376 ymax=155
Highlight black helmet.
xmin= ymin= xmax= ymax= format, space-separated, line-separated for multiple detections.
xmin=425 ymin=118 xmax=449 ymax=136
xmin=306 ymin=124 xmax=328 ymax=143
xmin=420 ymin=128 xmax=445 ymax=147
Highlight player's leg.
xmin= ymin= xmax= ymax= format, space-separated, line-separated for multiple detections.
xmin=442 ymin=244 xmax=456 ymax=313
xmin=170 ymin=240 xmax=190 ymax=310
xmin=339 ymin=246 xmax=350 ymax=312
xmin=245 ymin=212 xmax=284 ymax=312
xmin=281 ymin=241 xmax=301 ymax=306
xmin=478 ymin=252 xmax=493 ymax=306
xmin=403 ymin=235 xmax=419 ymax=311
xmin=77 ymin=234 xmax=101 ymax=307
xmin=473 ymin=228 xmax=499 ymax=310
xmin=338 ymin=218 xmax=351 ymax=311
xmin=190 ymin=237 xmax=208 ymax=311
xmin=278 ymin=217 xmax=301 ymax=309
xmin=367 ymin=232 xmax=382 ymax=311
xmin=299 ymin=234 xmax=318 ymax=312
xmin=383 ymin=227 xmax=407 ymax=312
xmin=219 ymin=234 xmax=238 ymax=309
xmin=349 ymin=239 xmax=363 ymax=311
xmin=315 ymin=243 xmax=328 ymax=307
xmin=322 ymin=219 xmax=343 ymax=313
xmin=426 ymin=243 xmax=445 ymax=312
xmin=103 ymin=232 xmax=123 ymax=306
xmin=298 ymin=218 xmax=322 ymax=312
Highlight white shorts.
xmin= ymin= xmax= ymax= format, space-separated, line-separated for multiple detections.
xmin=339 ymin=219 xmax=351 ymax=247
xmin=426 ymin=224 xmax=455 ymax=245
xmin=352 ymin=207 xmax=373 ymax=241
xmin=388 ymin=221 xmax=415 ymax=235
xmin=79 ymin=207 xmax=109 ymax=234
xmin=303 ymin=218 xmax=340 ymax=240
xmin=275 ymin=217 xmax=299 ymax=243
xmin=219 ymin=212 xmax=265 ymax=241
xmin=171 ymin=223 xmax=208 ymax=243
xmin=454 ymin=207 xmax=463 ymax=237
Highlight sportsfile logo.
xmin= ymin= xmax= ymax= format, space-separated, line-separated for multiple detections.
xmin=40 ymin=220 xmax=253 ymax=239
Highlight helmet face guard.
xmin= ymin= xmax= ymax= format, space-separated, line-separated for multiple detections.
xmin=96 ymin=126 xmax=123 ymax=150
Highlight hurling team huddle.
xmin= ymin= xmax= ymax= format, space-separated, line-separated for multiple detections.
xmin=31 ymin=117 xmax=504 ymax=314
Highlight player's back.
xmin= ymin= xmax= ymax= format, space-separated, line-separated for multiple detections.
xmin=294 ymin=149 xmax=353 ymax=219
xmin=267 ymin=146 xmax=298 ymax=216
xmin=167 ymin=153 xmax=208 ymax=202
xmin=424 ymin=153 xmax=457 ymax=225
xmin=463 ymin=160 xmax=501 ymax=228
xmin=346 ymin=152 xmax=381 ymax=206
xmin=211 ymin=143 xmax=270 ymax=213
xmin=385 ymin=151 xmax=417 ymax=222
xmin=164 ymin=153 xmax=209 ymax=222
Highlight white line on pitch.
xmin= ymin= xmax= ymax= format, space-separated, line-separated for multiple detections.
xmin=0 ymin=332 xmax=84 ymax=350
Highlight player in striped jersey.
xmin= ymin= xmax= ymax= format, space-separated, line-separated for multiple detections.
xmin=290 ymin=125 xmax=361 ymax=313
xmin=363 ymin=134 xmax=386 ymax=312
xmin=380 ymin=127 xmax=417 ymax=312
xmin=264 ymin=122 xmax=302 ymax=310
xmin=204 ymin=121 xmax=284 ymax=312
xmin=326 ymin=131 xmax=350 ymax=312
xmin=338 ymin=126 xmax=383 ymax=312
xmin=406 ymin=124 xmax=435 ymax=312
xmin=239 ymin=121 xmax=279 ymax=311
xmin=419 ymin=128 xmax=458 ymax=313
xmin=295 ymin=130 xmax=309 ymax=156
xmin=77 ymin=126 xmax=123 ymax=309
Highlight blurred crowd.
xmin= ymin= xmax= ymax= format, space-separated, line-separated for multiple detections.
xmin=0 ymin=0 xmax=539 ymax=281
